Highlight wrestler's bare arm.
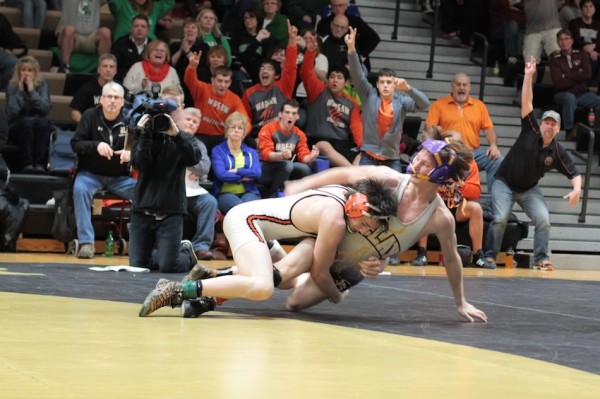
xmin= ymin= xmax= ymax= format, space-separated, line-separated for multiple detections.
xmin=432 ymin=205 xmax=488 ymax=322
xmin=284 ymin=166 xmax=402 ymax=195
xmin=310 ymin=208 xmax=348 ymax=303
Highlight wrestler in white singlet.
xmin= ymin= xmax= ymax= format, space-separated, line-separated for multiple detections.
xmin=224 ymin=185 xmax=354 ymax=255
xmin=329 ymin=175 xmax=440 ymax=290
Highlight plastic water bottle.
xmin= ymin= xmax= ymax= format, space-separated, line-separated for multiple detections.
xmin=493 ymin=61 xmax=500 ymax=77
xmin=588 ymin=108 xmax=595 ymax=127
xmin=505 ymin=248 xmax=515 ymax=268
xmin=105 ymin=230 xmax=114 ymax=258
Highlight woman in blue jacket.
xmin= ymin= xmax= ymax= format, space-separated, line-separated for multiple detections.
xmin=211 ymin=111 xmax=261 ymax=214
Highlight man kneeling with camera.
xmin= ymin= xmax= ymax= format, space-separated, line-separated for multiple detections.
xmin=128 ymin=85 xmax=203 ymax=273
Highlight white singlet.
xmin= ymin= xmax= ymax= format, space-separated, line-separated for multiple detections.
xmin=223 ymin=185 xmax=350 ymax=255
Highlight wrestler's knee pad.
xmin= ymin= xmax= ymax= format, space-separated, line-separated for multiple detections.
xmin=272 ymin=265 xmax=282 ymax=287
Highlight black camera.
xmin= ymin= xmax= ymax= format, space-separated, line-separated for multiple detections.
xmin=141 ymin=99 xmax=178 ymax=134
xmin=124 ymin=84 xmax=178 ymax=135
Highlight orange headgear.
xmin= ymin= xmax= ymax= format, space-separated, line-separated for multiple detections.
xmin=344 ymin=193 xmax=388 ymax=220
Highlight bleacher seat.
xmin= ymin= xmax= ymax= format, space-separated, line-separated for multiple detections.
xmin=0 ymin=6 xmax=21 ymax=27
xmin=41 ymin=72 xmax=66 ymax=96
xmin=29 ymin=49 xmax=53 ymax=71
xmin=13 ymin=27 xmax=40 ymax=49
xmin=0 ymin=93 xmax=74 ymax=127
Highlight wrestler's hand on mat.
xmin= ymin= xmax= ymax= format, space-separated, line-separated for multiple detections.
xmin=457 ymin=302 xmax=488 ymax=323
xmin=358 ymin=256 xmax=387 ymax=278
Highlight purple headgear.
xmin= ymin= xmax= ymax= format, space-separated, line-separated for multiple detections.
xmin=406 ymin=139 xmax=457 ymax=184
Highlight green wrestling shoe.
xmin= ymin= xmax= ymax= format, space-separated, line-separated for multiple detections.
xmin=139 ymin=278 xmax=183 ymax=317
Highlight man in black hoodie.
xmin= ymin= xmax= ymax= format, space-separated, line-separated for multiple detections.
xmin=128 ymin=85 xmax=203 ymax=273
xmin=71 ymin=82 xmax=137 ymax=259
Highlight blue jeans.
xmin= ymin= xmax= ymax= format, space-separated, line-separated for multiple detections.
xmin=0 ymin=51 xmax=17 ymax=91
xmin=128 ymin=212 xmax=196 ymax=273
xmin=259 ymin=161 xmax=311 ymax=198
xmin=6 ymin=0 xmax=46 ymax=28
xmin=474 ymin=147 xmax=503 ymax=193
xmin=484 ymin=179 xmax=550 ymax=263
xmin=187 ymin=193 xmax=217 ymax=252
xmin=492 ymin=20 xmax=520 ymax=59
xmin=8 ymin=117 xmax=52 ymax=169
xmin=72 ymin=170 xmax=137 ymax=243
xmin=359 ymin=152 xmax=403 ymax=172
xmin=553 ymin=91 xmax=600 ymax=130
xmin=218 ymin=191 xmax=260 ymax=214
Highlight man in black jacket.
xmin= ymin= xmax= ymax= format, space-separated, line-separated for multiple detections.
xmin=71 ymin=82 xmax=137 ymax=259
xmin=128 ymin=85 xmax=203 ymax=273
xmin=316 ymin=0 xmax=380 ymax=71
xmin=0 ymin=14 xmax=26 ymax=91
xmin=111 ymin=14 xmax=150 ymax=83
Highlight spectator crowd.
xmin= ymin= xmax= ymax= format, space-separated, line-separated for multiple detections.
xmin=0 ymin=0 xmax=583 ymax=274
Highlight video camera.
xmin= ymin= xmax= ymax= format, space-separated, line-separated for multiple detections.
xmin=124 ymin=84 xmax=178 ymax=135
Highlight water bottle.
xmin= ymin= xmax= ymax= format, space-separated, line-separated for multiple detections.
xmin=505 ymin=247 xmax=515 ymax=268
xmin=588 ymin=108 xmax=595 ymax=127
xmin=105 ymin=230 xmax=114 ymax=258
xmin=493 ymin=61 xmax=500 ymax=77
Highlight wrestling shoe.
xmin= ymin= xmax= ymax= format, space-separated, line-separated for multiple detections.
xmin=472 ymin=250 xmax=496 ymax=269
xmin=182 ymin=263 xmax=219 ymax=282
xmin=181 ymin=297 xmax=217 ymax=318
xmin=139 ymin=278 xmax=183 ymax=317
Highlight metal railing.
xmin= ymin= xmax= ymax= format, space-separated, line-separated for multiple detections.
xmin=390 ymin=0 xmax=594 ymax=223
xmin=468 ymin=33 xmax=489 ymax=101
xmin=392 ymin=0 xmax=402 ymax=40
xmin=569 ymin=123 xmax=595 ymax=223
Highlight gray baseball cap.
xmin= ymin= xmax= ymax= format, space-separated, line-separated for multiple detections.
xmin=541 ymin=110 xmax=561 ymax=124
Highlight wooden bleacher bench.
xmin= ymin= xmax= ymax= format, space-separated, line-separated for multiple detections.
xmin=43 ymin=10 xmax=62 ymax=31
xmin=29 ymin=49 xmax=54 ymax=71
xmin=41 ymin=71 xmax=66 ymax=96
xmin=13 ymin=27 xmax=40 ymax=49
xmin=0 ymin=6 xmax=20 ymax=27
xmin=0 ymin=92 xmax=74 ymax=126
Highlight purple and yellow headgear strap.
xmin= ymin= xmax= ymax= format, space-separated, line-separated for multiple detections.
xmin=406 ymin=139 xmax=457 ymax=184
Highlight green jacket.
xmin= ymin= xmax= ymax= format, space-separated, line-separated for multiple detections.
xmin=109 ymin=0 xmax=175 ymax=41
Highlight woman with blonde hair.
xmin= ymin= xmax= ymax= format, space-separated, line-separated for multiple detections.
xmin=195 ymin=8 xmax=232 ymax=67
xmin=210 ymin=111 xmax=261 ymax=214
xmin=5 ymin=56 xmax=52 ymax=174
xmin=123 ymin=39 xmax=180 ymax=94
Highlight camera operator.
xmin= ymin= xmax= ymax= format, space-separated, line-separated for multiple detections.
xmin=128 ymin=85 xmax=203 ymax=273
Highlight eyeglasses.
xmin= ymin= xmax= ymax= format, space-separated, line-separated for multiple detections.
xmin=331 ymin=23 xmax=349 ymax=30
xmin=331 ymin=3 xmax=346 ymax=7
xmin=103 ymin=94 xmax=123 ymax=100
